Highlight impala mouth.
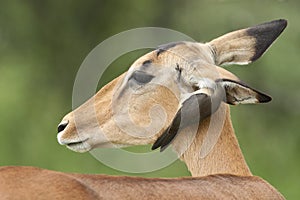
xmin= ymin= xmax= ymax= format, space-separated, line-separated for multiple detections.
xmin=63 ymin=139 xmax=91 ymax=153
xmin=66 ymin=139 xmax=87 ymax=147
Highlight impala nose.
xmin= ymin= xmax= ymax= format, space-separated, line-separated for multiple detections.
xmin=57 ymin=120 xmax=69 ymax=133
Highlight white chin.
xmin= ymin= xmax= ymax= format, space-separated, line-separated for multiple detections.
xmin=66 ymin=142 xmax=92 ymax=153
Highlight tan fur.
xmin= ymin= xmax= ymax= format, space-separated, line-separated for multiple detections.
xmin=54 ymin=27 xmax=284 ymax=198
xmin=175 ymin=104 xmax=252 ymax=177
xmin=209 ymin=30 xmax=256 ymax=65
xmin=1 ymin=20 xmax=287 ymax=199
xmin=0 ymin=166 xmax=284 ymax=200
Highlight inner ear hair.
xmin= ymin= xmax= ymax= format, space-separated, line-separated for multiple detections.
xmin=216 ymin=79 xmax=272 ymax=105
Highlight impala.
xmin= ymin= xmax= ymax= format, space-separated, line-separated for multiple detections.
xmin=0 ymin=19 xmax=287 ymax=199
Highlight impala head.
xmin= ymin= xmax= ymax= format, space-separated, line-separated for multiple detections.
xmin=57 ymin=19 xmax=287 ymax=153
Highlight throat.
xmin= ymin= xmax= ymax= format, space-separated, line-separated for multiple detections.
xmin=173 ymin=104 xmax=252 ymax=177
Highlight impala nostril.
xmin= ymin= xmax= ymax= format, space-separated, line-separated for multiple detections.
xmin=57 ymin=120 xmax=69 ymax=133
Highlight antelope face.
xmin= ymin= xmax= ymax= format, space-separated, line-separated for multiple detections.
xmin=57 ymin=19 xmax=287 ymax=153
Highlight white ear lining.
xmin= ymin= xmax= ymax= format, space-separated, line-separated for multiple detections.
xmin=218 ymin=79 xmax=271 ymax=105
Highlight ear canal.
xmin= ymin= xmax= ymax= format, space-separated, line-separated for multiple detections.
xmin=218 ymin=79 xmax=272 ymax=105
xmin=208 ymin=19 xmax=287 ymax=66
xmin=152 ymin=85 xmax=225 ymax=152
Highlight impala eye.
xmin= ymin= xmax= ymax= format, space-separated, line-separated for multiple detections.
xmin=130 ymin=70 xmax=154 ymax=84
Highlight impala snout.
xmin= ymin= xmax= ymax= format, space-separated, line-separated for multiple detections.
xmin=56 ymin=75 xmax=130 ymax=153
xmin=57 ymin=113 xmax=93 ymax=153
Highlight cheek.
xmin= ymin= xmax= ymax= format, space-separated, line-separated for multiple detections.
xmin=128 ymin=85 xmax=179 ymax=128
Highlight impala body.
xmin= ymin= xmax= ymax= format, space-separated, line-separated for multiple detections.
xmin=0 ymin=166 xmax=283 ymax=200
xmin=0 ymin=19 xmax=287 ymax=199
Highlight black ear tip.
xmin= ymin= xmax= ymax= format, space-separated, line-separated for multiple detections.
xmin=273 ymin=19 xmax=288 ymax=32
xmin=151 ymin=142 xmax=167 ymax=152
xmin=151 ymin=143 xmax=159 ymax=150
xmin=258 ymin=93 xmax=272 ymax=103
xmin=260 ymin=19 xmax=288 ymax=31
xmin=277 ymin=19 xmax=288 ymax=27
xmin=248 ymin=19 xmax=288 ymax=62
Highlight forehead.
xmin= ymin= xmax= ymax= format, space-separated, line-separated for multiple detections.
xmin=127 ymin=41 xmax=239 ymax=82
xmin=131 ymin=41 xmax=214 ymax=70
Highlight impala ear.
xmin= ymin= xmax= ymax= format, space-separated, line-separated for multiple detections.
xmin=208 ymin=19 xmax=287 ymax=66
xmin=218 ymin=79 xmax=272 ymax=105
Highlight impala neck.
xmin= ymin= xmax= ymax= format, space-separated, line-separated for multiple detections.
xmin=174 ymin=104 xmax=252 ymax=177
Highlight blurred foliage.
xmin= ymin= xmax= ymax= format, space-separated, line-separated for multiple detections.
xmin=0 ymin=0 xmax=299 ymax=199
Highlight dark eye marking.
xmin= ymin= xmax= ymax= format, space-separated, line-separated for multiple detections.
xmin=129 ymin=70 xmax=154 ymax=84
xmin=142 ymin=60 xmax=152 ymax=66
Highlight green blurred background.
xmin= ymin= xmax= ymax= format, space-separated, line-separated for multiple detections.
xmin=0 ymin=0 xmax=299 ymax=198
